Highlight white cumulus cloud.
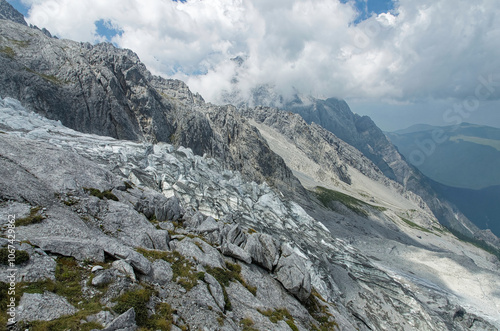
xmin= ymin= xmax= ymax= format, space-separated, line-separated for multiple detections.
xmin=20 ymin=0 xmax=500 ymax=121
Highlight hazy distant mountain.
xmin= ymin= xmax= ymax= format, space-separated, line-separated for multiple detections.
xmin=387 ymin=122 xmax=500 ymax=190
xmin=431 ymin=181 xmax=500 ymax=237
xmin=387 ymin=123 xmax=500 ymax=236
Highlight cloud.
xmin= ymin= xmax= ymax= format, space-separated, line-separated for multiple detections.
xmin=21 ymin=0 xmax=500 ymax=106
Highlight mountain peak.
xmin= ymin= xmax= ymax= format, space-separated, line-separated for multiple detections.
xmin=0 ymin=0 xmax=27 ymax=26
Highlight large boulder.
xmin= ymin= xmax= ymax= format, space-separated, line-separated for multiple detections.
xmin=244 ymin=233 xmax=279 ymax=271
xmin=174 ymin=237 xmax=225 ymax=269
xmin=221 ymin=241 xmax=252 ymax=264
xmin=151 ymin=259 xmax=173 ymax=285
xmin=17 ymin=292 xmax=77 ymax=322
xmin=102 ymin=307 xmax=137 ymax=331
xmin=274 ymin=244 xmax=311 ymax=302
xmin=30 ymin=237 xmax=105 ymax=262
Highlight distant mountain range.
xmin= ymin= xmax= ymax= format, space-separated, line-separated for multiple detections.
xmin=387 ymin=123 xmax=500 ymax=236
xmin=387 ymin=122 xmax=500 ymax=189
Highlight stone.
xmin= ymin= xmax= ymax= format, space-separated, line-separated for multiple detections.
xmin=112 ymin=260 xmax=136 ymax=282
xmin=204 ymin=273 xmax=225 ymax=311
xmin=92 ymin=265 xmax=104 ymax=273
xmin=221 ymin=241 xmax=252 ymax=264
xmin=197 ymin=216 xmax=219 ymax=233
xmin=226 ymin=224 xmax=246 ymax=247
xmin=92 ymin=269 xmax=115 ymax=287
xmin=30 ymin=237 xmax=105 ymax=262
xmin=102 ymin=307 xmax=137 ymax=331
xmin=99 ymin=239 xmax=152 ymax=275
xmin=147 ymin=230 xmax=170 ymax=251
xmin=17 ymin=292 xmax=77 ymax=321
xmin=151 ymin=259 xmax=173 ymax=285
xmin=244 ymin=233 xmax=279 ymax=271
xmin=86 ymin=310 xmax=116 ymax=327
xmin=275 ymin=244 xmax=312 ymax=302
xmin=174 ymin=237 xmax=225 ymax=269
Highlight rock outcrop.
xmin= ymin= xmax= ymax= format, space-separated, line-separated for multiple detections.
xmin=0 ymin=98 xmax=497 ymax=330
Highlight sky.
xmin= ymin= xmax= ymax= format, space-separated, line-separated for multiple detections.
xmin=7 ymin=0 xmax=500 ymax=131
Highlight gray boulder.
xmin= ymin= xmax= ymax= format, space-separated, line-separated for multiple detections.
xmin=102 ymin=307 xmax=137 ymax=331
xmin=112 ymin=260 xmax=136 ymax=282
xmin=221 ymin=241 xmax=252 ymax=264
xmin=17 ymin=292 xmax=77 ymax=321
xmin=92 ymin=269 xmax=115 ymax=287
xmin=138 ymin=230 xmax=170 ymax=251
xmin=30 ymin=237 xmax=105 ymax=262
xmin=275 ymin=244 xmax=311 ymax=302
xmin=204 ymin=273 xmax=225 ymax=311
xmin=244 ymin=233 xmax=280 ymax=271
xmin=86 ymin=310 xmax=116 ymax=327
xmin=175 ymin=237 xmax=225 ymax=269
xmin=151 ymin=259 xmax=173 ymax=285
xmin=226 ymin=224 xmax=247 ymax=247
xmin=98 ymin=239 xmax=152 ymax=275
xmin=197 ymin=216 xmax=219 ymax=233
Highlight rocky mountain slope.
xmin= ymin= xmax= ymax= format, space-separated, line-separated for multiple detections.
xmin=1 ymin=97 xmax=499 ymax=330
xmin=1 ymin=3 xmax=500 ymax=330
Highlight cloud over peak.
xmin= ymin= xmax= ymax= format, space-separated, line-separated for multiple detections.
xmin=19 ymin=0 xmax=500 ymax=106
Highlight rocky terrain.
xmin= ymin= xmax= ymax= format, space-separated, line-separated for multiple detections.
xmin=1 ymin=2 xmax=500 ymax=330
xmin=1 ymin=97 xmax=499 ymax=330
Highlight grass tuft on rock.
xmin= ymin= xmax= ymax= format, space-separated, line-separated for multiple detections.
xmin=113 ymin=288 xmax=154 ymax=327
xmin=15 ymin=206 xmax=45 ymax=226
xmin=0 ymin=248 xmax=29 ymax=265
xmin=306 ymin=289 xmax=338 ymax=330
xmin=136 ymin=248 xmax=201 ymax=291
xmin=84 ymin=187 xmax=119 ymax=201
xmin=314 ymin=186 xmax=369 ymax=216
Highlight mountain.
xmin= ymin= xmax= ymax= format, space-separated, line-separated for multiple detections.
xmin=431 ymin=182 xmax=500 ymax=238
xmin=223 ymin=85 xmax=483 ymax=239
xmin=387 ymin=122 xmax=500 ymax=190
xmin=387 ymin=123 xmax=500 ymax=237
xmin=1 ymin=3 xmax=500 ymax=330
xmin=0 ymin=0 xmax=26 ymax=25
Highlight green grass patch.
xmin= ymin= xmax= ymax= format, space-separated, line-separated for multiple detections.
xmin=247 ymin=228 xmax=257 ymax=234
xmin=19 ymin=312 xmax=103 ymax=331
xmin=17 ymin=257 xmax=107 ymax=330
xmin=15 ymin=206 xmax=45 ymax=226
xmin=446 ymin=226 xmax=500 ymax=260
xmin=0 ymin=46 xmax=15 ymax=58
xmin=136 ymin=248 xmax=202 ymax=291
xmin=400 ymin=217 xmax=432 ymax=233
xmin=0 ymin=248 xmax=29 ymax=265
xmin=258 ymin=308 xmax=298 ymax=330
xmin=113 ymin=288 xmax=153 ymax=327
xmin=241 ymin=317 xmax=259 ymax=331
xmin=83 ymin=187 xmax=119 ymax=201
xmin=23 ymin=67 xmax=67 ymax=85
xmin=206 ymin=262 xmax=257 ymax=296
xmin=306 ymin=289 xmax=338 ymax=330
xmin=314 ymin=186 xmax=369 ymax=216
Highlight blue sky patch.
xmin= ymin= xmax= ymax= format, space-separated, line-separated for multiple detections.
xmin=343 ymin=0 xmax=395 ymax=23
xmin=7 ymin=0 xmax=29 ymax=16
xmin=95 ymin=19 xmax=123 ymax=42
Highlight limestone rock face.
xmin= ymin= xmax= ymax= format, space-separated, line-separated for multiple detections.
xmin=244 ymin=233 xmax=280 ymax=271
xmin=275 ymin=244 xmax=311 ymax=302
xmin=102 ymin=308 xmax=137 ymax=331
xmin=0 ymin=0 xmax=27 ymax=25
xmin=17 ymin=292 xmax=77 ymax=322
